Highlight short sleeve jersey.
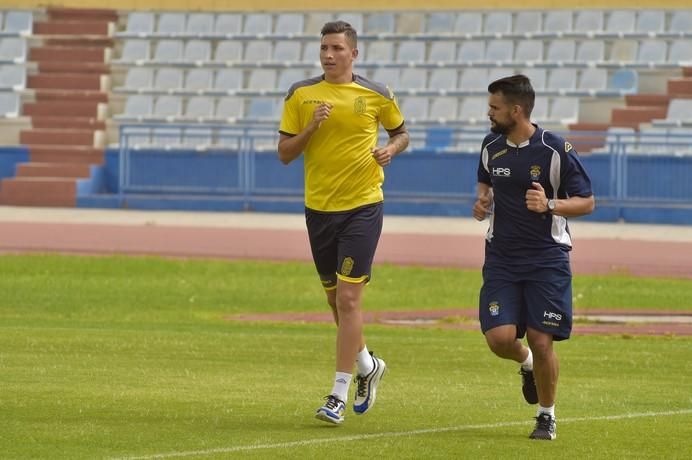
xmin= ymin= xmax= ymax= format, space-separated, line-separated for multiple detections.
xmin=279 ymin=74 xmax=405 ymax=212
xmin=477 ymin=126 xmax=593 ymax=264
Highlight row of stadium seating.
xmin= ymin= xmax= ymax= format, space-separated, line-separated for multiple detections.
xmin=116 ymin=10 xmax=692 ymax=39
xmin=106 ymin=37 xmax=692 ymax=68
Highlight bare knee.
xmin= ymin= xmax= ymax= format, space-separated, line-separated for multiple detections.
xmin=485 ymin=326 xmax=519 ymax=359
xmin=527 ymin=329 xmax=553 ymax=359
xmin=335 ymin=281 xmax=364 ymax=315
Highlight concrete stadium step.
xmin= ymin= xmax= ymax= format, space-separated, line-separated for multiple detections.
xmin=29 ymin=46 xmax=108 ymax=63
xmin=23 ymin=100 xmax=103 ymax=118
xmin=31 ymin=116 xmax=105 ymax=130
xmin=15 ymin=162 xmax=92 ymax=178
xmin=38 ymin=61 xmax=110 ymax=75
xmin=34 ymin=89 xmax=108 ymax=103
xmin=45 ymin=37 xmax=114 ymax=48
xmin=683 ymin=67 xmax=692 ymax=78
xmin=47 ymin=6 xmax=118 ymax=22
xmin=28 ymin=73 xmax=106 ymax=91
xmin=0 ymin=177 xmax=77 ymax=207
xmin=29 ymin=146 xmax=105 ymax=164
xmin=33 ymin=20 xmax=113 ymax=36
xmin=611 ymin=106 xmax=668 ymax=125
xmin=667 ymin=78 xmax=692 ymax=97
xmin=20 ymin=128 xmax=101 ymax=146
xmin=568 ymin=122 xmax=611 ymax=131
xmin=625 ymin=94 xmax=671 ymax=107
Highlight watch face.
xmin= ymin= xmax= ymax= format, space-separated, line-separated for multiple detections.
xmin=548 ymin=200 xmax=555 ymax=211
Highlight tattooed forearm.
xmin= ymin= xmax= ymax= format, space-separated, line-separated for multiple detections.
xmin=387 ymin=131 xmax=410 ymax=156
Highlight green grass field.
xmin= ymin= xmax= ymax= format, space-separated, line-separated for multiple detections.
xmin=1 ymin=254 xmax=691 ymax=459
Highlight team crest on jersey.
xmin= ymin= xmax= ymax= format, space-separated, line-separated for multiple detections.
xmin=354 ymin=96 xmax=366 ymax=114
xmin=491 ymin=148 xmax=508 ymax=160
xmin=529 ymin=165 xmax=542 ymax=181
xmin=488 ymin=301 xmax=500 ymax=317
xmin=565 ymin=141 xmax=573 ymax=152
xmin=341 ymin=257 xmax=354 ymax=276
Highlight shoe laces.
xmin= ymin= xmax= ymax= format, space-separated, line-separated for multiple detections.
xmin=534 ymin=413 xmax=554 ymax=431
xmin=355 ymin=373 xmax=368 ymax=398
xmin=324 ymin=395 xmax=343 ymax=410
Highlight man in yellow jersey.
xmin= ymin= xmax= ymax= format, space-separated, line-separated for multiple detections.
xmin=277 ymin=20 xmax=409 ymax=425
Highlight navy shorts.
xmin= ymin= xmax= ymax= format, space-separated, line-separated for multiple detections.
xmin=479 ymin=260 xmax=573 ymax=341
xmin=305 ymin=202 xmax=383 ymax=290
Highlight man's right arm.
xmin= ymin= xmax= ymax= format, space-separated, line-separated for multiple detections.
xmin=473 ymin=182 xmax=493 ymax=221
xmin=277 ymin=103 xmax=332 ymax=165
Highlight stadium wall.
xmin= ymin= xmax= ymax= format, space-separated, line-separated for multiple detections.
xmin=1 ymin=0 xmax=691 ymax=11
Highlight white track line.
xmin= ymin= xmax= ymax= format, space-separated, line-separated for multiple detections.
xmin=114 ymin=409 xmax=692 ymax=460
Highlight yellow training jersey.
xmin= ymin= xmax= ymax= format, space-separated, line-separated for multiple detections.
xmin=279 ymin=74 xmax=405 ymax=212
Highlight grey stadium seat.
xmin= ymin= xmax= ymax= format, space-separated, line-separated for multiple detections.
xmin=184 ymin=40 xmax=211 ymax=62
xmin=483 ymin=11 xmax=512 ymax=35
xmin=4 ymin=11 xmax=33 ymax=35
xmin=275 ymin=13 xmax=305 ymax=35
xmin=547 ymin=68 xmax=577 ymax=91
xmin=546 ymin=39 xmax=576 ymax=62
xmin=514 ymin=11 xmax=542 ymax=35
xmin=396 ymin=41 xmax=426 ymax=63
xmin=124 ymin=12 xmax=155 ymax=35
xmin=396 ymin=13 xmax=424 ymax=34
xmin=573 ymin=10 xmax=603 ymax=34
xmin=428 ymin=41 xmax=457 ymax=63
xmin=184 ymin=68 xmax=214 ymax=92
xmin=636 ymin=10 xmax=665 ymax=34
xmin=214 ymin=41 xmax=243 ymax=62
xmin=485 ymin=40 xmax=514 ymax=63
xmin=399 ymin=68 xmax=428 ymax=90
xmin=455 ymin=12 xmax=483 ymax=35
xmin=425 ymin=12 xmax=455 ymax=34
xmin=457 ymin=41 xmax=485 ymax=62
xmin=364 ymin=41 xmax=394 ymax=63
xmin=215 ymin=96 xmax=245 ymax=119
xmin=185 ymin=96 xmax=215 ymax=118
xmin=277 ymin=69 xmax=307 ymax=92
xmin=428 ymin=68 xmax=459 ymax=90
xmin=459 ymin=68 xmax=488 ymax=91
xmin=637 ymin=40 xmax=667 ymax=63
xmin=214 ymin=13 xmax=243 ymax=36
xmin=543 ymin=10 xmax=572 ymax=34
xmin=273 ymin=41 xmax=302 ymax=63
xmin=243 ymin=14 xmax=272 ymax=35
xmin=246 ymin=69 xmax=277 ymax=90
xmin=399 ymin=96 xmax=429 ymax=121
xmin=576 ymin=40 xmax=605 ymax=63
xmin=214 ymin=68 xmax=244 ymax=92
xmin=458 ymin=96 xmax=488 ymax=122
xmin=366 ymin=12 xmax=395 ymax=34
xmin=521 ymin=67 xmax=547 ymax=90
xmin=153 ymin=40 xmax=183 ymax=62
xmin=371 ymin=67 xmax=401 ymax=89
xmin=514 ymin=39 xmax=544 ymax=62
xmin=0 ymin=92 xmax=20 ymax=117
xmin=153 ymin=95 xmax=183 ymax=118
xmin=305 ymin=13 xmax=333 ymax=34
xmin=605 ymin=11 xmax=636 ymax=34
xmin=337 ymin=13 xmax=363 ymax=32
xmin=429 ymin=97 xmax=459 ymax=121
xmin=0 ymin=64 xmax=26 ymax=89
xmin=156 ymin=12 xmax=186 ymax=36
xmin=186 ymin=13 xmax=214 ymax=36
xmin=118 ymin=39 xmax=150 ymax=62
xmin=121 ymin=67 xmax=153 ymax=91
xmin=243 ymin=41 xmax=272 ymax=62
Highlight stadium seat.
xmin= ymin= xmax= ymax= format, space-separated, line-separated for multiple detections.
xmin=573 ymin=10 xmax=603 ymax=34
xmin=399 ymin=96 xmax=429 ymax=121
xmin=153 ymin=40 xmax=183 ymax=63
xmin=636 ymin=10 xmax=665 ymax=34
xmin=184 ymin=96 xmax=215 ymax=119
xmin=244 ymin=40 xmax=273 ymax=62
xmin=0 ymin=91 xmax=20 ymax=117
xmin=305 ymin=13 xmax=333 ymax=34
xmin=459 ymin=68 xmax=488 ymax=91
xmin=605 ymin=11 xmax=636 ymax=35
xmin=184 ymin=68 xmax=213 ymax=92
xmin=215 ymin=96 xmax=245 ymax=119
xmin=184 ymin=40 xmax=211 ymax=62
xmin=157 ymin=12 xmax=186 ymax=36
xmin=549 ymin=97 xmax=579 ymax=124
xmin=547 ymin=68 xmax=577 ymax=91
xmin=543 ymin=10 xmax=572 ymax=34
xmin=399 ymin=68 xmax=427 ymax=90
xmin=243 ymin=13 xmax=272 ymax=35
xmin=425 ymin=12 xmax=455 ymax=34
xmin=609 ymin=40 xmax=639 ymax=63
xmin=458 ymin=96 xmax=487 ymax=122
xmin=337 ymin=13 xmax=363 ymax=32
xmin=121 ymin=67 xmax=153 ymax=91
xmin=455 ymin=12 xmax=482 ymax=35
xmin=521 ymin=67 xmax=547 ymax=90
xmin=277 ymin=69 xmax=307 ymax=91
xmin=668 ymin=40 xmax=692 ymax=63
xmin=428 ymin=41 xmax=457 ymax=63
xmin=364 ymin=41 xmax=394 ymax=62
xmin=366 ymin=12 xmax=395 ymax=34
xmin=0 ymin=37 xmax=26 ymax=62
xmin=576 ymin=40 xmax=605 ymax=63
xmin=514 ymin=11 xmax=542 ymax=36
xmin=457 ymin=40 xmax=485 ymax=62
xmin=301 ymin=40 xmax=320 ymax=62
xmin=396 ymin=13 xmax=424 ymax=34
xmin=123 ymin=12 xmax=155 ymax=36
xmin=186 ymin=13 xmax=214 ymax=36
xmin=577 ymin=68 xmax=608 ymax=91
xmin=514 ymin=39 xmax=543 ymax=62
xmin=610 ymin=68 xmax=638 ymax=94
xmin=637 ymin=39 xmax=667 ymax=63
xmin=214 ymin=13 xmax=243 ymax=36
xmin=531 ymin=96 xmax=549 ymax=122
xmin=275 ymin=13 xmax=305 ymax=35
xmin=273 ymin=41 xmax=302 ymax=63
xmin=669 ymin=10 xmax=692 ymax=34
xmin=117 ymin=94 xmax=154 ymax=120
xmin=488 ymin=67 xmax=512 ymax=83
xmin=118 ymin=39 xmax=150 ymax=62
xmin=213 ymin=68 xmax=244 ymax=92
xmin=0 ymin=64 xmax=26 ymax=89
xmin=483 ymin=11 xmax=512 ymax=36
xmin=485 ymin=40 xmax=514 ymax=63
xmin=247 ymin=97 xmax=280 ymax=119
xmin=4 ymin=11 xmax=32 ymax=36
xmin=371 ymin=67 xmax=401 ymax=89
xmin=546 ymin=39 xmax=576 ymax=62
xmin=428 ymin=68 xmax=459 ymax=90
xmin=153 ymin=95 xmax=183 ymax=118
xmin=214 ymin=41 xmax=243 ymax=62
xmin=396 ymin=41 xmax=426 ymax=63
xmin=246 ymin=69 xmax=277 ymax=90
xmin=429 ymin=97 xmax=459 ymax=121
xmin=664 ymin=99 xmax=692 ymax=123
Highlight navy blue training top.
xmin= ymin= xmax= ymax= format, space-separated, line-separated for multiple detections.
xmin=477 ymin=125 xmax=593 ymax=264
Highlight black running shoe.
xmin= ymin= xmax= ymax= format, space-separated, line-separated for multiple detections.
xmin=519 ymin=367 xmax=538 ymax=404
xmin=529 ymin=413 xmax=557 ymax=440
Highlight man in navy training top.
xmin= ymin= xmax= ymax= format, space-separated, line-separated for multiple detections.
xmin=473 ymin=74 xmax=595 ymax=441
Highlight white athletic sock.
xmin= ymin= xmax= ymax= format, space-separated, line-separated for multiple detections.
xmin=521 ymin=347 xmax=534 ymax=371
xmin=331 ymin=372 xmax=351 ymax=403
xmin=537 ymin=405 xmax=555 ymax=417
xmin=356 ymin=345 xmax=375 ymax=376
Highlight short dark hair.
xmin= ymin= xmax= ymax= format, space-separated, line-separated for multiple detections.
xmin=488 ymin=74 xmax=535 ymax=118
xmin=321 ymin=20 xmax=357 ymax=49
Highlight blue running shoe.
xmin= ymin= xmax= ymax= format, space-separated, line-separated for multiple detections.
xmin=353 ymin=352 xmax=386 ymax=415
xmin=315 ymin=395 xmax=345 ymax=425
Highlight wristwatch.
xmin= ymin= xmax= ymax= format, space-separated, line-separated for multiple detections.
xmin=547 ymin=199 xmax=556 ymax=213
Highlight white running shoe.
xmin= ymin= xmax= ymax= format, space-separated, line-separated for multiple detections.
xmin=315 ymin=395 xmax=345 ymax=424
xmin=353 ymin=352 xmax=386 ymax=415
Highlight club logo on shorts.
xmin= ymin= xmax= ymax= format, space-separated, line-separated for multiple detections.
xmin=354 ymin=96 xmax=366 ymax=114
xmin=341 ymin=257 xmax=354 ymax=276
xmin=489 ymin=301 xmax=500 ymax=316
xmin=529 ymin=165 xmax=542 ymax=181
